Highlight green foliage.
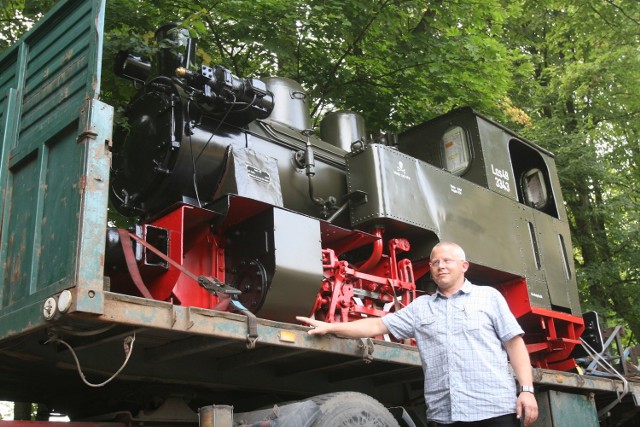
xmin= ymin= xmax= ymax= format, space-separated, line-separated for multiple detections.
xmin=506 ymin=0 xmax=640 ymax=341
xmin=0 ymin=0 xmax=57 ymax=52
xmin=101 ymin=0 xmax=518 ymax=131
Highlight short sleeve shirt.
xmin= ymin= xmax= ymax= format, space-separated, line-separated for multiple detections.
xmin=382 ymin=280 xmax=524 ymax=424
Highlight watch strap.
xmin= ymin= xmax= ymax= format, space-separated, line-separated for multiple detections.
xmin=519 ymin=385 xmax=535 ymax=394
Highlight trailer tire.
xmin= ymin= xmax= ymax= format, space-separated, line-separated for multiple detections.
xmin=310 ymin=392 xmax=401 ymax=427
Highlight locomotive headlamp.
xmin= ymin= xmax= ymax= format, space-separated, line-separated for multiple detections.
xmin=114 ymin=51 xmax=151 ymax=83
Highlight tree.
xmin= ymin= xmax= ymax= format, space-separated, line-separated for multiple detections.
xmin=506 ymin=0 xmax=640 ymax=342
xmin=0 ymin=1 xmax=56 ymax=50
xmin=102 ymin=0 xmax=518 ymax=131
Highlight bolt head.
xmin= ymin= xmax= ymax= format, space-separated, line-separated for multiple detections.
xmin=58 ymin=290 xmax=73 ymax=313
xmin=43 ymin=297 xmax=57 ymax=320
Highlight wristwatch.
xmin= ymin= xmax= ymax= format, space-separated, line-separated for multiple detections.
xmin=519 ymin=385 xmax=535 ymax=394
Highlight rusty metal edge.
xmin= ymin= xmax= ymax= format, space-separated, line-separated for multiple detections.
xmin=66 ymin=291 xmax=423 ymax=367
xmin=533 ymin=368 xmax=640 ymax=396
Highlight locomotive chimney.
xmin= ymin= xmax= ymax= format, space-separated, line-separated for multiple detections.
xmin=155 ymin=22 xmax=196 ymax=77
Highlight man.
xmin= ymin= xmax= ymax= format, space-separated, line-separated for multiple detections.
xmin=297 ymin=242 xmax=539 ymax=426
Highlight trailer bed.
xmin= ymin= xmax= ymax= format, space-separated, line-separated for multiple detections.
xmin=0 ymin=289 xmax=425 ymax=418
xmin=1 ymin=288 xmax=638 ymax=423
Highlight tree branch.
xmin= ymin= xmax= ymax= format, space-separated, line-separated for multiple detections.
xmin=311 ymin=0 xmax=395 ymax=116
xmin=603 ymin=0 xmax=640 ymax=26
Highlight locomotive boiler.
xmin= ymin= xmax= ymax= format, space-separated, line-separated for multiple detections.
xmin=107 ymin=24 xmax=584 ymax=370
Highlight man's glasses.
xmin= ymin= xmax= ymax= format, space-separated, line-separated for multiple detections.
xmin=429 ymin=258 xmax=464 ymax=267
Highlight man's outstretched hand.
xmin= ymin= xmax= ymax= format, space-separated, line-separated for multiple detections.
xmin=296 ymin=316 xmax=388 ymax=338
xmin=296 ymin=316 xmax=333 ymax=335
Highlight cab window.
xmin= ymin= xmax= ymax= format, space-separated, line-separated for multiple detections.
xmin=521 ymin=168 xmax=549 ymax=209
xmin=440 ymin=126 xmax=471 ymax=175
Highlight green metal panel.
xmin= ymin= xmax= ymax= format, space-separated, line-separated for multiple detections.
xmin=0 ymin=0 xmax=111 ymax=335
xmin=476 ymin=116 xmax=518 ymax=200
xmin=346 ymin=143 xmax=529 ymax=275
xmin=531 ymin=390 xmax=599 ymax=427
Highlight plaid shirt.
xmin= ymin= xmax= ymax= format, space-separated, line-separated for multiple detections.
xmin=382 ymin=280 xmax=524 ymax=424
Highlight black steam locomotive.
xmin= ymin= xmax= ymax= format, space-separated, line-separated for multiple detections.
xmin=106 ymin=24 xmax=584 ymax=370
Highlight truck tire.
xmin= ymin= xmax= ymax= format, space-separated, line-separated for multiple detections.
xmin=310 ymin=392 xmax=401 ymax=427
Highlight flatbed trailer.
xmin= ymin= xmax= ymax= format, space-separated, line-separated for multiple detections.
xmin=2 ymin=289 xmax=640 ymax=425
xmin=0 ymin=0 xmax=639 ymax=426
xmin=0 ymin=290 xmax=425 ymax=423
xmin=1 ymin=290 xmax=639 ymax=425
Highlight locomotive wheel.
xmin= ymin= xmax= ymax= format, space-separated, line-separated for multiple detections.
xmin=310 ymin=392 xmax=401 ymax=427
xmin=232 ymin=259 xmax=269 ymax=312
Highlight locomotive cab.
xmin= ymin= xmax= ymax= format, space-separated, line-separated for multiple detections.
xmin=395 ymin=107 xmax=578 ymax=316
